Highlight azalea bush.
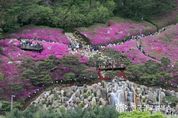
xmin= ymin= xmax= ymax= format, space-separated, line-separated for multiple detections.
xmin=141 ymin=24 xmax=178 ymax=63
xmin=13 ymin=27 xmax=69 ymax=44
xmin=109 ymin=40 xmax=155 ymax=64
xmin=0 ymin=38 xmax=69 ymax=61
xmin=79 ymin=21 xmax=155 ymax=45
xmin=0 ymin=56 xmax=19 ymax=80
xmin=0 ymin=36 xmax=89 ymax=103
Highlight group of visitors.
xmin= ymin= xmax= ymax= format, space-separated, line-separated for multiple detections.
xmin=20 ymin=39 xmax=43 ymax=51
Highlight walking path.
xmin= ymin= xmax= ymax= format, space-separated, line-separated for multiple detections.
xmin=66 ymin=26 xmax=169 ymax=64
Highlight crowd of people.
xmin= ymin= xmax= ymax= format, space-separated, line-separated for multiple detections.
xmin=20 ymin=39 xmax=43 ymax=51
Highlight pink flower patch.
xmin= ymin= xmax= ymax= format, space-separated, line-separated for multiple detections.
xmin=12 ymin=27 xmax=70 ymax=44
xmin=141 ymin=24 xmax=178 ymax=63
xmin=79 ymin=21 xmax=155 ymax=45
xmin=108 ymin=40 xmax=154 ymax=64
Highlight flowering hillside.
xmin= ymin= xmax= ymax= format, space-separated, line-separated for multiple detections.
xmin=141 ymin=24 xmax=178 ymax=63
xmin=0 ymin=39 xmax=69 ymax=61
xmin=0 ymin=38 xmax=69 ymax=99
xmin=12 ymin=27 xmax=70 ymax=44
xmin=108 ymin=40 xmax=155 ymax=64
xmin=0 ymin=26 xmax=92 ymax=101
xmin=77 ymin=20 xmax=156 ymax=45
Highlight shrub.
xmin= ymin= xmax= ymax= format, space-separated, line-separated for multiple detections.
xmin=6 ymin=106 xmax=119 ymax=118
xmin=60 ymin=56 xmax=81 ymax=65
xmin=79 ymin=69 xmax=98 ymax=81
xmin=103 ymin=49 xmax=131 ymax=65
xmin=0 ymin=101 xmax=22 ymax=112
xmin=105 ymin=71 xmax=118 ymax=79
xmin=119 ymin=111 xmax=165 ymax=118
xmin=1 ymin=0 xmax=115 ymax=32
xmin=64 ymin=72 xmax=76 ymax=81
xmin=164 ymin=96 xmax=178 ymax=106
xmin=9 ymin=84 xmax=23 ymax=92
xmin=126 ymin=60 xmax=172 ymax=87
xmin=21 ymin=58 xmax=56 ymax=86
xmin=114 ymin=0 xmax=176 ymax=20
xmin=0 ymin=73 xmax=4 ymax=81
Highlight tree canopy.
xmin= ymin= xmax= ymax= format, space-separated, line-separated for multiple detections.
xmin=114 ymin=0 xmax=176 ymax=20
xmin=0 ymin=0 xmax=176 ymax=33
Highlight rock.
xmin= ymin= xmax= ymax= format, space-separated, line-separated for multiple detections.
xmin=61 ymin=90 xmax=64 ymax=95
xmin=101 ymin=81 xmax=107 ymax=88
xmin=101 ymin=88 xmax=107 ymax=98
xmin=160 ymin=91 xmax=166 ymax=103
xmin=72 ymin=95 xmax=76 ymax=102
xmin=96 ymin=89 xmax=102 ymax=98
xmin=84 ymin=99 xmax=89 ymax=104
xmin=71 ymin=86 xmax=77 ymax=91
xmin=91 ymin=97 xmax=97 ymax=106
xmin=165 ymin=90 xmax=172 ymax=96
xmin=176 ymin=104 xmax=178 ymax=113
xmin=80 ymin=95 xmax=84 ymax=101
xmin=83 ymin=93 xmax=88 ymax=98
xmin=79 ymin=101 xmax=84 ymax=108
xmin=87 ymin=96 xmax=92 ymax=101
xmin=99 ymin=98 xmax=107 ymax=106
xmin=65 ymin=90 xmax=73 ymax=97
xmin=63 ymin=96 xmax=69 ymax=101
xmin=75 ymin=90 xmax=80 ymax=97
xmin=175 ymin=92 xmax=178 ymax=99
xmin=170 ymin=90 xmax=176 ymax=96
xmin=147 ymin=91 xmax=157 ymax=103
xmin=75 ymin=97 xmax=80 ymax=103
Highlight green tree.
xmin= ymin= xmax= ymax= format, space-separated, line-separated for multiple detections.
xmin=114 ymin=0 xmax=176 ymax=20
xmin=126 ymin=61 xmax=172 ymax=87
xmin=0 ymin=0 xmax=115 ymax=32
xmin=79 ymin=69 xmax=98 ymax=80
xmin=0 ymin=0 xmax=21 ymax=32
xmin=19 ymin=4 xmax=53 ymax=25
xmin=64 ymin=72 xmax=76 ymax=81
xmin=0 ymin=72 xmax=4 ymax=81
xmin=160 ymin=57 xmax=171 ymax=68
xmin=21 ymin=57 xmax=57 ymax=86
xmin=9 ymin=83 xmax=23 ymax=92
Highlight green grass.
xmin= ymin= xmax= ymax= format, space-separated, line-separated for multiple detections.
xmin=0 ymin=115 xmax=5 ymax=118
xmin=166 ymin=115 xmax=178 ymax=118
